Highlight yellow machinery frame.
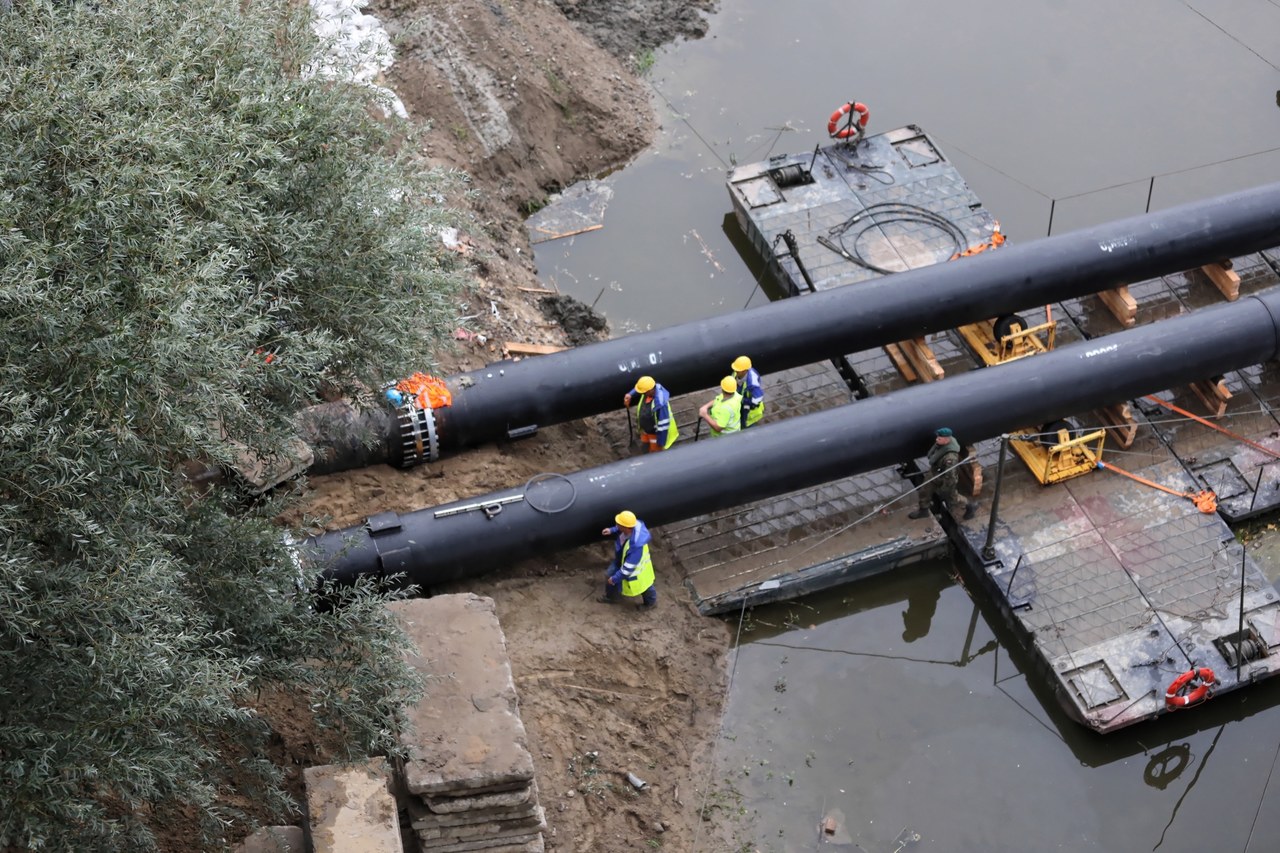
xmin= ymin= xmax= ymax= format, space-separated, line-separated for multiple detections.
xmin=1010 ymin=427 xmax=1107 ymax=485
xmin=957 ymin=306 xmax=1058 ymax=367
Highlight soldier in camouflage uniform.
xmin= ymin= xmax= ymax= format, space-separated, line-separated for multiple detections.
xmin=909 ymin=427 xmax=976 ymax=520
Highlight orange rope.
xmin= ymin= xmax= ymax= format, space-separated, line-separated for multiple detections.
xmin=951 ymin=221 xmax=1005 ymax=259
xmin=1144 ymin=394 xmax=1280 ymax=460
xmin=1096 ymin=461 xmax=1217 ymax=512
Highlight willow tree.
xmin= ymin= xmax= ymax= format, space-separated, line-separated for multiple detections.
xmin=0 ymin=0 xmax=465 ymax=848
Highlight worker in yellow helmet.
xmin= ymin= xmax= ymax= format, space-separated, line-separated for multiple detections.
xmin=598 ymin=510 xmax=657 ymax=610
xmin=731 ymin=355 xmax=765 ymax=428
xmin=698 ymin=376 xmax=742 ymax=437
xmin=623 ymin=375 xmax=678 ymax=452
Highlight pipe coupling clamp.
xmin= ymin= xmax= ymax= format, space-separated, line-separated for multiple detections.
xmin=395 ymin=402 xmax=439 ymax=467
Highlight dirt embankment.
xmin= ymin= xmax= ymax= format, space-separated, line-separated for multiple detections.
xmin=299 ymin=1 xmax=737 ymax=850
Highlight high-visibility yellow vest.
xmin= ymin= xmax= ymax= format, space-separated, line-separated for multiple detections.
xmin=633 ymin=398 xmax=678 ymax=448
xmin=709 ymin=392 xmax=742 ymax=436
xmin=620 ymin=538 xmax=655 ymax=597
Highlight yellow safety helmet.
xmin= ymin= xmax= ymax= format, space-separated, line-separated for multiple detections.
xmin=634 ymin=376 xmax=656 ymax=394
xmin=731 ymin=355 xmax=752 ymax=372
xmin=720 ymin=376 xmax=738 ymax=394
xmin=614 ymin=510 xmax=637 ymax=528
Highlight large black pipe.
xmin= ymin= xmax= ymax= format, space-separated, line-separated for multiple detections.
xmin=309 ymin=287 xmax=1280 ymax=587
xmin=418 ymin=182 xmax=1280 ymax=456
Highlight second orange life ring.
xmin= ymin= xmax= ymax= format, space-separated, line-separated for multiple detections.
xmin=828 ymin=102 xmax=870 ymax=139
xmin=1165 ymin=667 xmax=1215 ymax=709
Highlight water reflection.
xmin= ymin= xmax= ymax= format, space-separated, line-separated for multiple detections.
xmin=714 ymin=561 xmax=1280 ymax=851
xmin=1142 ymin=742 xmax=1192 ymax=791
xmin=899 ymin=568 xmax=948 ymax=644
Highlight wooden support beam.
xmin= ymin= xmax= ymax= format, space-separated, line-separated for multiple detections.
xmin=1189 ymin=377 xmax=1232 ymax=418
xmin=1095 ymin=402 xmax=1138 ymax=449
xmin=1200 ymin=260 xmax=1240 ymax=302
xmin=504 ymin=341 xmax=568 ymax=357
xmin=908 ymin=338 xmax=945 ymax=383
xmin=516 ymin=286 xmax=558 ymax=295
xmin=531 ymin=223 xmax=603 ymax=241
xmin=883 ymin=343 xmax=919 ymax=383
xmin=1097 ymin=286 xmax=1137 ymax=328
xmin=886 ymin=338 xmax=944 ymax=383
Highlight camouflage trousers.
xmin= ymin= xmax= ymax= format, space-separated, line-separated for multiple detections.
xmin=918 ymin=467 xmax=968 ymax=511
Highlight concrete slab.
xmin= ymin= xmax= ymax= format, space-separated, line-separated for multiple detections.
xmin=304 ymin=759 xmax=402 ymax=853
xmin=420 ymin=785 xmax=533 ymax=815
xmin=417 ymin=805 xmax=545 ymax=844
xmin=407 ymin=798 xmax=539 ymax=830
xmin=235 ymin=826 xmax=305 ymax=853
xmin=420 ymin=830 xmax=544 ymax=853
xmin=390 ymin=595 xmax=536 ymax=797
xmin=426 ymin=838 xmax=544 ymax=853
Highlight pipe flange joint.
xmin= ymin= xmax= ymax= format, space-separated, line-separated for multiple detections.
xmin=396 ymin=402 xmax=439 ymax=467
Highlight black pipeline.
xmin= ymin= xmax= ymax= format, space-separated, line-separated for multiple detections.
xmin=308 ymin=287 xmax=1280 ymax=588
xmin=421 ymin=182 xmax=1280 ymax=456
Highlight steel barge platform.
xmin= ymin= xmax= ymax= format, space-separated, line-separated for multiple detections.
xmin=664 ymin=126 xmax=1280 ymax=732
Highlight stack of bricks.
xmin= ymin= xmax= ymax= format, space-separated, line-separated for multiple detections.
xmin=390 ymin=595 xmax=546 ymax=853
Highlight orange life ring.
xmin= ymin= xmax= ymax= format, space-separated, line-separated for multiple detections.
xmin=828 ymin=102 xmax=870 ymax=139
xmin=1165 ymin=667 xmax=1215 ymax=709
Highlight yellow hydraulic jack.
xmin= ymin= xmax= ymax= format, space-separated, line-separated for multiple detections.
xmin=957 ymin=306 xmax=1058 ymax=367
xmin=1009 ymin=424 xmax=1107 ymax=485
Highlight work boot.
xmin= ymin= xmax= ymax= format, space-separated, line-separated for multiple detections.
xmin=963 ymin=504 xmax=977 ymax=521
xmin=596 ymin=595 xmax=620 ymax=605
xmin=908 ymin=508 xmax=930 ymax=520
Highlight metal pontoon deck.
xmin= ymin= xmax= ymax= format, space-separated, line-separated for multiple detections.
xmin=710 ymin=128 xmax=1280 ymax=731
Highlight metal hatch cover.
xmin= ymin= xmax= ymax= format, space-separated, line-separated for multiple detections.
xmin=732 ymin=175 xmax=783 ymax=209
xmin=893 ymin=133 xmax=943 ymax=169
xmin=1063 ymin=659 xmax=1127 ymax=710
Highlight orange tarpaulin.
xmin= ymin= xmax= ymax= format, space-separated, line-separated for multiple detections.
xmin=395 ymin=372 xmax=452 ymax=409
xmin=952 ymin=221 xmax=1005 ymax=259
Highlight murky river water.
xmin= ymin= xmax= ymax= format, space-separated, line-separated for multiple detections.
xmin=532 ymin=1 xmax=1280 ymax=849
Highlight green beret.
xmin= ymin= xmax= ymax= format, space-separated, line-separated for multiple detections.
xmin=935 ymin=427 xmax=954 ymax=437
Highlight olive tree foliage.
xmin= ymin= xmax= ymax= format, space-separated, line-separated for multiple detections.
xmin=0 ymin=0 xmax=468 ymax=848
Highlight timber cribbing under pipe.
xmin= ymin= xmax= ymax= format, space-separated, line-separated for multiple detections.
xmin=309 ymin=287 xmax=1280 ymax=589
xmin=309 ymin=181 xmax=1280 ymax=470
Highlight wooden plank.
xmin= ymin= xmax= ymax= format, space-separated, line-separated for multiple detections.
xmin=884 ymin=343 xmax=919 ymax=383
xmin=516 ymin=286 xmax=558 ymax=295
xmin=1095 ymin=403 xmax=1137 ymax=449
xmin=1097 ymin=286 xmax=1137 ymax=327
xmin=504 ymin=341 xmax=568 ymax=356
xmin=1200 ymin=261 xmax=1240 ymax=302
xmin=901 ymin=338 xmax=945 ymax=383
xmin=1189 ymin=377 xmax=1231 ymax=418
xmin=530 ymin=222 xmax=603 ymax=241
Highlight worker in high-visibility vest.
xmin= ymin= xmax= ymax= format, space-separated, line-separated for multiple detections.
xmin=909 ymin=427 xmax=976 ymax=520
xmin=698 ymin=377 xmax=742 ymax=437
xmin=624 ymin=376 xmax=678 ymax=452
xmin=731 ymin=355 xmax=765 ymax=428
xmin=598 ymin=510 xmax=657 ymax=609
